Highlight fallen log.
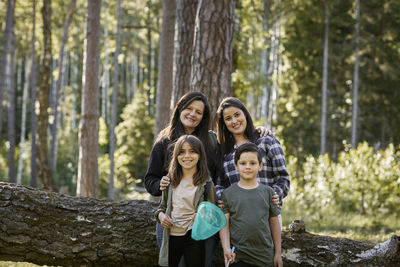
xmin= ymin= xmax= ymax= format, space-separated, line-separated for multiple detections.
xmin=0 ymin=182 xmax=399 ymax=266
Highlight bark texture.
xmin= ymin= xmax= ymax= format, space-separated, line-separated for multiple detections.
xmin=154 ymin=0 xmax=176 ymax=137
xmin=37 ymin=0 xmax=57 ymax=191
xmin=190 ymin=0 xmax=235 ymax=123
xmin=171 ymin=0 xmax=198 ymax=107
xmin=0 ymin=183 xmax=399 ymax=267
xmin=77 ymin=0 xmax=101 ymax=198
xmin=0 ymin=0 xmax=16 ymax=136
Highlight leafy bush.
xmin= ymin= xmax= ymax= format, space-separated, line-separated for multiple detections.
xmin=112 ymin=92 xmax=154 ymax=198
xmin=282 ymin=142 xmax=400 ymax=232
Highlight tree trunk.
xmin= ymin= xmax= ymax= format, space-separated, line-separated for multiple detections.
xmin=7 ymin=11 xmax=16 ymax=183
xmin=320 ymin=0 xmax=329 ymax=155
xmin=77 ymin=0 xmax=101 ymax=198
xmin=267 ymin=2 xmax=281 ymax=128
xmin=17 ymin=55 xmax=31 ymax=184
xmin=259 ymin=0 xmax=271 ymax=124
xmin=154 ymin=0 xmax=176 ymax=137
xmin=0 ymin=0 xmax=16 ymax=138
xmin=71 ymin=51 xmax=78 ymax=130
xmin=0 ymin=182 xmax=399 ymax=267
xmin=37 ymin=0 xmax=57 ymax=191
xmin=101 ymin=23 xmax=110 ymax=124
xmin=108 ymin=0 xmax=122 ymax=200
xmin=30 ymin=0 xmax=38 ymax=188
xmin=171 ymin=0 xmax=198 ymax=107
xmin=190 ymin=0 xmax=235 ymax=121
xmin=351 ymin=0 xmax=360 ymax=148
xmin=50 ymin=0 xmax=77 ymax=174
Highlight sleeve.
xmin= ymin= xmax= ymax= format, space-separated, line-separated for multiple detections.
xmin=266 ymin=137 xmax=290 ymax=202
xmin=268 ymin=187 xmax=281 ymax=218
xmin=144 ymin=139 xmax=168 ymax=196
xmin=154 ymin=188 xmax=169 ymax=223
xmin=206 ymin=181 xmax=217 ymax=205
xmin=221 ymin=191 xmax=230 ymax=214
xmin=216 ymin=173 xmax=230 ymax=201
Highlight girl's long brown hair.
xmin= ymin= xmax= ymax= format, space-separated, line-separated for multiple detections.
xmin=169 ymin=135 xmax=210 ymax=187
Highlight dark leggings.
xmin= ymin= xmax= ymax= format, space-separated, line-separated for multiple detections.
xmin=168 ymin=230 xmax=205 ymax=267
xmin=231 ymin=261 xmax=257 ymax=267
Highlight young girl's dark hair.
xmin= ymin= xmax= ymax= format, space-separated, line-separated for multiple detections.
xmin=169 ymin=135 xmax=210 ymax=188
xmin=216 ymin=97 xmax=259 ymax=156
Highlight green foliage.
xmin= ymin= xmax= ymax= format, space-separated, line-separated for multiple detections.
xmin=54 ymin=128 xmax=79 ymax=196
xmin=111 ymin=91 xmax=154 ymax=198
xmin=282 ymin=142 xmax=400 ymax=232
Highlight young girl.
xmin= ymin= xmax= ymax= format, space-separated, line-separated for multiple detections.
xmin=155 ymin=135 xmax=216 ymax=267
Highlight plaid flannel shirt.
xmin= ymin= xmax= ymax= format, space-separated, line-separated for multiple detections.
xmin=216 ymin=136 xmax=290 ymax=206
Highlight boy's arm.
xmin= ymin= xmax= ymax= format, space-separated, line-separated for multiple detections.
xmin=269 ymin=216 xmax=283 ymax=267
xmin=219 ymin=213 xmax=235 ymax=266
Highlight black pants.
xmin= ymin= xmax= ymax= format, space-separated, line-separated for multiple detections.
xmin=231 ymin=261 xmax=257 ymax=267
xmin=168 ymin=230 xmax=205 ymax=267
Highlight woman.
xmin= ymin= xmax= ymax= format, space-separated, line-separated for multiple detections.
xmin=145 ymin=92 xmax=218 ymax=267
xmin=215 ymin=97 xmax=290 ymax=225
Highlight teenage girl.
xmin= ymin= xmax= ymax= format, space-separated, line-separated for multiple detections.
xmin=155 ymin=135 xmax=216 ymax=267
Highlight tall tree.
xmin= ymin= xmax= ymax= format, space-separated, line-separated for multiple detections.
xmin=17 ymin=55 xmax=31 ymax=184
xmin=108 ymin=0 xmax=122 ymax=200
xmin=171 ymin=0 xmax=198 ymax=107
xmin=37 ymin=0 xmax=56 ymax=191
xmin=77 ymin=0 xmax=101 ymax=198
xmin=101 ymin=22 xmax=110 ymax=125
xmin=154 ymin=0 xmax=176 ymax=137
xmin=351 ymin=0 xmax=360 ymax=148
xmin=0 ymin=0 xmax=16 ymax=139
xmin=259 ymin=0 xmax=272 ymax=123
xmin=190 ymin=0 xmax=235 ymax=120
xmin=6 ymin=1 xmax=16 ymax=183
xmin=320 ymin=0 xmax=329 ymax=155
xmin=30 ymin=0 xmax=38 ymax=187
xmin=50 ymin=0 xmax=77 ymax=173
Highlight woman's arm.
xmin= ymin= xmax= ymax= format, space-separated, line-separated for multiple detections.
xmin=144 ymin=140 xmax=168 ymax=196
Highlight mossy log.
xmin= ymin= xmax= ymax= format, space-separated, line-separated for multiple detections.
xmin=0 ymin=182 xmax=399 ymax=266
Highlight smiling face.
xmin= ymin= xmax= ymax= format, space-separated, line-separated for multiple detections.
xmin=235 ymin=151 xmax=262 ymax=181
xmin=222 ymin=106 xmax=247 ymax=138
xmin=180 ymin=100 xmax=205 ymax=134
xmin=177 ymin=142 xmax=200 ymax=171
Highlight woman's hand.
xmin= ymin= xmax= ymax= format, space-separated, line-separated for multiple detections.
xmin=159 ymin=175 xmax=170 ymax=191
xmin=217 ymin=200 xmax=225 ymax=210
xmin=256 ymin=126 xmax=273 ymax=137
xmin=159 ymin=212 xmax=173 ymax=229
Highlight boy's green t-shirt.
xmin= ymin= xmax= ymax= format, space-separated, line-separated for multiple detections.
xmin=222 ymin=183 xmax=280 ymax=267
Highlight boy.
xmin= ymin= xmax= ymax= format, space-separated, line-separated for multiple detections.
xmin=219 ymin=143 xmax=283 ymax=267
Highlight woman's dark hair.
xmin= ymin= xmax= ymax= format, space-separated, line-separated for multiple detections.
xmin=157 ymin=92 xmax=215 ymax=178
xmin=157 ymin=91 xmax=211 ymax=145
xmin=169 ymin=135 xmax=210 ymax=187
xmin=216 ymin=97 xmax=259 ymax=155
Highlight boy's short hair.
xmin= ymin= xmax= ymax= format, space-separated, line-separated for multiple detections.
xmin=234 ymin=143 xmax=262 ymax=164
